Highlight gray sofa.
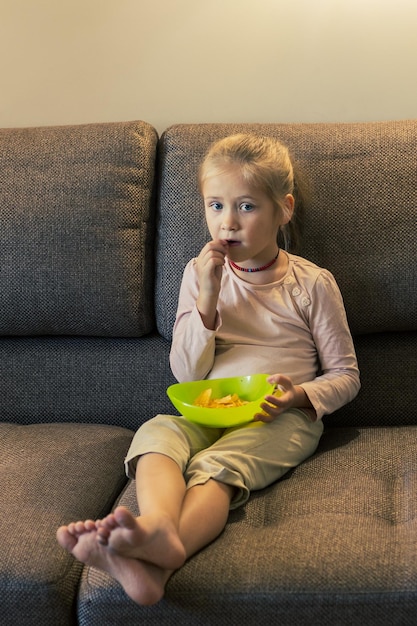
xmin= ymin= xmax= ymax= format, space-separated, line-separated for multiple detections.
xmin=1 ymin=119 xmax=416 ymax=625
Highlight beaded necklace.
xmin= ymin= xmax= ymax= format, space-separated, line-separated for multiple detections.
xmin=228 ymin=250 xmax=279 ymax=273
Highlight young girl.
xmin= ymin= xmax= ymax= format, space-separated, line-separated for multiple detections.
xmin=57 ymin=134 xmax=360 ymax=606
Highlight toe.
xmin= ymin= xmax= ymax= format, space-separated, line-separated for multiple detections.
xmin=99 ymin=514 xmax=119 ymax=532
xmin=97 ymin=527 xmax=110 ymax=545
xmin=56 ymin=526 xmax=78 ymax=552
xmin=113 ymin=506 xmax=138 ymax=529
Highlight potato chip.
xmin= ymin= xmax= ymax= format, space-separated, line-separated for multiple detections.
xmin=194 ymin=388 xmax=213 ymax=407
xmin=194 ymin=389 xmax=248 ymax=409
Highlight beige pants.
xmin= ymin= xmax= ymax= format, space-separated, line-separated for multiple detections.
xmin=125 ymin=410 xmax=324 ymax=509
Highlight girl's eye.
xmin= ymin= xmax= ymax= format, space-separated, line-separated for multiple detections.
xmin=210 ymin=202 xmax=223 ymax=211
xmin=240 ymin=203 xmax=254 ymax=212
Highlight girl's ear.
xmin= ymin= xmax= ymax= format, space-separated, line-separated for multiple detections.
xmin=282 ymin=194 xmax=295 ymax=224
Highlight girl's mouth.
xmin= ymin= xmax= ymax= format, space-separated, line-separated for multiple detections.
xmin=226 ymin=239 xmax=240 ymax=247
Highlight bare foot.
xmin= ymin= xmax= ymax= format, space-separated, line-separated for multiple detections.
xmin=96 ymin=506 xmax=186 ymax=570
xmin=56 ymin=522 xmax=170 ymax=606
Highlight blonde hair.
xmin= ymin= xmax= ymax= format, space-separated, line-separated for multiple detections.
xmin=199 ymin=134 xmax=306 ymax=251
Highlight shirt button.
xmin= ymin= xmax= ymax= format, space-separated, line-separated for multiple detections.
xmin=284 ymin=276 xmax=293 ymax=285
xmin=302 ymin=296 xmax=311 ymax=307
xmin=292 ymin=287 xmax=301 ymax=296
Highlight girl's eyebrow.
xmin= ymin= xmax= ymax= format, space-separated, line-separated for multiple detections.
xmin=205 ymin=195 xmax=257 ymax=201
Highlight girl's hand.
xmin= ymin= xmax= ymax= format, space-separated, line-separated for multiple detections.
xmin=196 ymin=240 xmax=228 ymax=330
xmin=254 ymin=374 xmax=313 ymax=423
xmin=196 ymin=239 xmax=228 ymax=296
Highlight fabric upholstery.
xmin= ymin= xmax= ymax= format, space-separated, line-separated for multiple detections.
xmin=0 ymin=121 xmax=157 ymax=337
xmin=1 ymin=119 xmax=416 ymax=625
xmin=77 ymin=425 xmax=417 ymax=625
xmin=156 ymin=121 xmax=417 ymax=341
xmin=0 ymin=422 xmax=133 ymax=625
xmin=324 ymin=331 xmax=417 ymax=427
xmin=0 ymin=334 xmax=175 ymax=429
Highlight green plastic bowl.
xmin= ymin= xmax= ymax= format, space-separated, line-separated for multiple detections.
xmin=166 ymin=374 xmax=274 ymax=428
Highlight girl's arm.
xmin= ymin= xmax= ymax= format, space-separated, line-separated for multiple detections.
xmin=257 ymin=270 xmax=360 ymax=422
xmin=170 ymin=259 xmax=219 ymax=382
xmin=299 ymin=270 xmax=361 ymax=418
xmin=195 ymin=239 xmax=228 ymax=330
xmin=171 ymin=240 xmax=228 ymax=381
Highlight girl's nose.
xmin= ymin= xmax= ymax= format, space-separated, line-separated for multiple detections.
xmin=221 ymin=208 xmax=237 ymax=230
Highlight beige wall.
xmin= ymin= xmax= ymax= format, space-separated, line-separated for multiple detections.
xmin=1 ymin=0 xmax=416 ymax=135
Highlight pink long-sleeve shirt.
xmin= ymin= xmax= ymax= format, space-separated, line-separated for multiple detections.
xmin=170 ymin=252 xmax=360 ymax=420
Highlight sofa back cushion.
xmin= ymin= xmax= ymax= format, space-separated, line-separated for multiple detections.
xmin=155 ymin=121 xmax=417 ymax=340
xmin=0 ymin=121 xmax=157 ymax=336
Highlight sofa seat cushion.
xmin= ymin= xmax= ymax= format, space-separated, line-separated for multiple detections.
xmin=77 ymin=426 xmax=417 ymax=625
xmin=0 ymin=422 xmax=133 ymax=626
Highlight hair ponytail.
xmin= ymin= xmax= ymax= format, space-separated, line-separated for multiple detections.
xmin=279 ymin=158 xmax=311 ymax=254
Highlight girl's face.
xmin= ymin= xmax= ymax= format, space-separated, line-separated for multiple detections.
xmin=202 ymin=165 xmax=293 ymax=267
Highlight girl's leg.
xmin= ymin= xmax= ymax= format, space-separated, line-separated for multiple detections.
xmin=137 ymin=452 xmax=234 ymax=558
xmin=185 ymin=409 xmax=324 ymax=509
xmin=179 ymin=480 xmax=233 ymax=556
xmin=101 ymin=415 xmax=232 ymax=564
xmin=57 ymin=450 xmax=234 ymax=606
xmin=103 ymin=452 xmax=233 ymax=563
xmin=98 ymin=453 xmax=188 ymax=568
xmin=57 ymin=416 xmax=234 ymax=605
